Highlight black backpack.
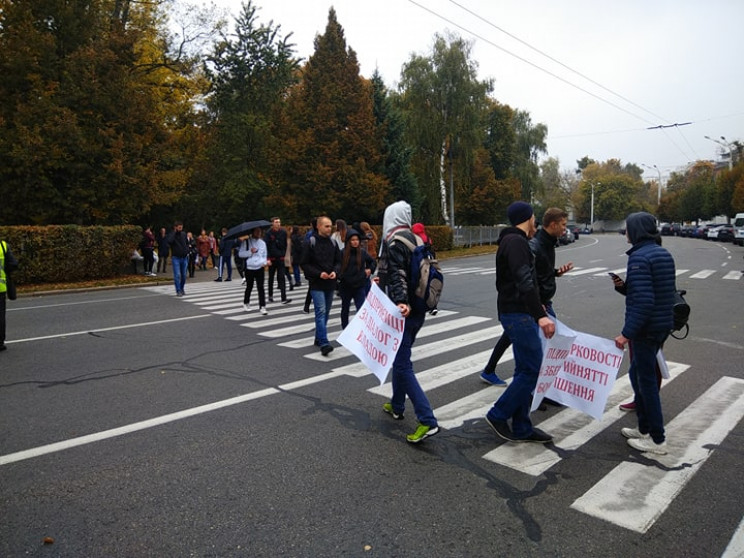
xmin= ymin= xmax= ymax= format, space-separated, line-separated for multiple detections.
xmin=671 ymin=289 xmax=690 ymax=339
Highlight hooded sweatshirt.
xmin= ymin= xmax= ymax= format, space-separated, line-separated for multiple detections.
xmin=621 ymin=212 xmax=676 ymax=340
xmin=378 ymin=201 xmax=417 ymax=306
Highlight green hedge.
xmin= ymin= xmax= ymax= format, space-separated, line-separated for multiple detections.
xmin=370 ymin=225 xmax=453 ymax=251
xmin=0 ymin=225 xmax=141 ymax=285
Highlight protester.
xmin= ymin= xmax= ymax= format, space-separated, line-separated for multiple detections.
xmin=141 ymin=226 xmax=156 ymax=277
xmin=331 ymin=219 xmax=347 ymax=250
xmin=302 ymin=218 xmax=317 ymax=314
xmin=214 ymin=228 xmax=236 ymax=282
xmin=239 ymin=228 xmax=268 ymax=315
xmin=290 ymin=226 xmax=304 ymax=287
xmin=301 ymin=216 xmax=340 ymax=356
xmin=186 ymin=231 xmax=198 ymax=278
xmin=485 ymin=201 xmax=555 ymax=444
xmin=359 ymin=221 xmax=378 ymax=261
xmin=208 ymin=231 xmax=219 ymax=269
xmin=377 ymin=201 xmax=440 ymax=444
xmin=1 ymin=238 xmax=19 ymax=351
xmin=265 ymin=217 xmax=291 ymax=305
xmin=338 ymin=229 xmax=376 ymax=329
xmin=156 ymin=227 xmax=169 ymax=274
xmin=615 ymin=212 xmax=676 ymax=455
xmin=197 ymin=229 xmax=210 ymax=271
xmin=479 ymin=208 xmax=573 ymax=392
xmin=167 ymin=221 xmax=189 ymax=296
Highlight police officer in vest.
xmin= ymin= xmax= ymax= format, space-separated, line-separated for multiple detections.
xmin=1 ymin=238 xmax=19 ymax=351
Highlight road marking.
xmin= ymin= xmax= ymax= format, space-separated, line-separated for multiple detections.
xmin=0 ymin=387 xmax=280 ymax=466
xmin=689 ymin=269 xmax=716 ymax=279
xmin=593 ymin=268 xmax=625 ymax=276
xmin=723 ymin=270 xmax=742 ymax=280
xmin=5 ymin=314 xmax=211 ymax=345
xmin=566 ymin=267 xmax=608 ymax=276
xmin=571 ymin=376 xmax=744 ymax=533
xmin=722 ymin=514 xmax=744 ymax=558
xmin=481 ymin=362 xmax=689 ymax=476
xmin=675 ymin=269 xmax=689 ymax=276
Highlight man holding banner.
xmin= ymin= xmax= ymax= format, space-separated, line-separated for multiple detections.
xmin=485 ymin=201 xmax=556 ymax=444
xmin=377 ymin=201 xmax=439 ymax=444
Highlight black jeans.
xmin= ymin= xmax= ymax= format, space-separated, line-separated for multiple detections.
xmin=267 ymin=259 xmax=287 ymax=300
xmin=243 ymin=268 xmax=266 ymax=307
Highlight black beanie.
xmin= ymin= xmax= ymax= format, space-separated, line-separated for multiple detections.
xmin=507 ymin=201 xmax=534 ymax=226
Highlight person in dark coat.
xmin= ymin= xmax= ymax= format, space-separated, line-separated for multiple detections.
xmin=615 ymin=212 xmax=676 ymax=455
xmin=338 ymin=229 xmax=376 ymax=329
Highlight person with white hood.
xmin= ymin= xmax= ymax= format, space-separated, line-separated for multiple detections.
xmin=376 ymin=200 xmax=439 ymax=444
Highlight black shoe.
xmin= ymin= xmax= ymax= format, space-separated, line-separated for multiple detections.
xmin=543 ymin=398 xmax=563 ymax=407
xmin=0 ymin=344 xmax=7 ymax=352
xmin=295 ymin=282 xmax=302 ymax=287
xmin=268 ymin=297 xmax=275 ymax=303
xmin=289 ymin=284 xmax=294 ymax=291
xmin=320 ymin=344 xmax=334 ymax=356
xmin=485 ymin=416 xmax=517 ymax=442
xmin=281 ymin=299 xmax=292 ymax=305
xmin=314 ymin=339 xmax=321 ymax=347
xmin=516 ymin=428 xmax=553 ymax=444
xmin=225 ymin=278 xmax=231 ymax=282
xmin=214 ymin=277 xmax=222 ymax=282
xmin=303 ymin=306 xmax=310 ymax=314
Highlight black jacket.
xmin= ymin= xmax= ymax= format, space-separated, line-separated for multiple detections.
xmin=339 ymin=246 xmax=376 ymax=289
xmin=529 ymin=227 xmax=559 ymax=304
xmin=265 ymin=227 xmax=287 ymax=260
xmin=495 ymin=227 xmax=546 ymax=321
xmin=300 ymin=234 xmax=341 ymax=290
xmin=377 ymin=229 xmax=416 ymax=307
xmin=168 ymin=230 xmax=189 ymax=258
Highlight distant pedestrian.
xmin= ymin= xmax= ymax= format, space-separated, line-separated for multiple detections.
xmin=239 ymin=228 xmax=268 ymax=315
xmin=359 ymin=221 xmax=378 ymax=261
xmin=338 ymin=229 xmax=376 ymax=329
xmin=141 ymin=226 xmax=156 ymax=277
xmin=214 ymin=228 xmax=235 ymax=282
xmin=290 ymin=226 xmax=304 ymax=287
xmin=156 ymin=227 xmax=169 ymax=274
xmin=197 ymin=229 xmax=210 ymax=271
xmin=1 ymin=238 xmax=19 ymax=351
xmin=331 ymin=219 xmax=347 ymax=250
xmin=265 ymin=217 xmax=291 ymax=304
xmin=186 ymin=231 xmax=198 ymax=278
xmin=168 ymin=221 xmax=189 ymax=296
xmin=209 ymin=231 xmax=219 ymax=269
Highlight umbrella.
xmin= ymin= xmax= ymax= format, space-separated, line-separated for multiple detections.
xmin=224 ymin=219 xmax=272 ymax=240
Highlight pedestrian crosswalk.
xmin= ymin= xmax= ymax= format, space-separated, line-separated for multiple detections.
xmin=144 ymin=278 xmax=743 ymax=540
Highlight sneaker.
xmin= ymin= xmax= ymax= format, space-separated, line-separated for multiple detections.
xmin=243 ymin=304 xmax=252 ymax=312
xmin=621 ymin=427 xmax=649 ymax=440
xmin=303 ymin=305 xmax=310 ymax=314
xmin=149 ymin=272 xmax=157 ymax=277
xmin=294 ymin=282 xmax=302 ymax=287
xmin=214 ymin=277 xmax=222 ymax=282
xmin=627 ymin=437 xmax=668 ymax=455
xmin=406 ymin=423 xmax=439 ymax=444
xmin=260 ymin=307 xmax=268 ymax=315
xmin=281 ymin=299 xmax=292 ymax=305
xmin=485 ymin=415 xmax=517 ymax=441
xmin=516 ymin=428 xmax=553 ymax=444
xmin=430 ymin=308 xmax=438 ymax=315
xmin=320 ymin=344 xmax=333 ymax=356
xmin=176 ymin=291 xmax=184 ymax=297
xmin=241 ymin=278 xmax=246 ymax=285
xmin=480 ymin=370 xmax=507 ymax=386
xmin=225 ymin=278 xmax=231 ymax=282
xmin=268 ymin=297 xmax=275 ymax=303
xmin=382 ymin=402 xmax=404 ymax=420
xmin=619 ymin=401 xmax=636 ymax=412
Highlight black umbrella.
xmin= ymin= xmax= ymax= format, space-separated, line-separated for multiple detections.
xmin=224 ymin=219 xmax=272 ymax=240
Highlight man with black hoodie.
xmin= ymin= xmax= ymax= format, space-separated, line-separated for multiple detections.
xmin=615 ymin=212 xmax=676 ymax=455
xmin=485 ymin=201 xmax=555 ymax=444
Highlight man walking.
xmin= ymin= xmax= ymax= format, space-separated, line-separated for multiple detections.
xmin=168 ymin=221 xmax=189 ymax=296
xmin=485 ymin=201 xmax=555 ymax=444
xmin=1 ymin=238 xmax=19 ymax=351
xmin=615 ymin=212 xmax=676 ymax=455
xmin=479 ymin=208 xmax=573 ymax=390
xmin=214 ymin=228 xmax=235 ymax=282
xmin=301 ymin=216 xmax=340 ymax=356
xmin=264 ymin=217 xmax=291 ymax=304
xmin=377 ymin=200 xmax=439 ymax=444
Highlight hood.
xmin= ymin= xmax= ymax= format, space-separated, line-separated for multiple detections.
xmin=382 ymin=200 xmax=412 ymax=240
xmin=346 ymin=228 xmax=361 ymax=243
xmin=412 ymin=223 xmax=426 ymax=236
xmin=625 ymin=212 xmax=658 ymax=245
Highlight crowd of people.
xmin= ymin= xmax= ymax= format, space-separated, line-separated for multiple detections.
xmin=122 ymin=201 xmax=680 ymax=450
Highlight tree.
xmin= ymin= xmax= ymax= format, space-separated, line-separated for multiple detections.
xmin=511 ymin=110 xmax=548 ymax=202
xmin=201 ymin=0 xmax=299 ymax=227
xmin=398 ymin=33 xmax=492 ymax=224
xmin=274 ymin=8 xmax=389 ymax=223
xmin=575 ymin=161 xmax=647 ymax=223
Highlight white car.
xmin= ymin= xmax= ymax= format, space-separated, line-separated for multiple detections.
xmin=706 ymin=224 xmax=725 ymax=240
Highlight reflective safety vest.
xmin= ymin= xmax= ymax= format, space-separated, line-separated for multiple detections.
xmin=0 ymin=240 xmax=7 ymax=294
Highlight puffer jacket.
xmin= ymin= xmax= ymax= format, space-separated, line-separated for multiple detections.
xmin=377 ymin=229 xmax=416 ymax=307
xmin=300 ymin=233 xmax=341 ymax=290
xmin=529 ymin=227 xmax=558 ymax=304
xmin=495 ymin=226 xmax=546 ymax=321
xmin=622 ymin=212 xmax=676 ymax=340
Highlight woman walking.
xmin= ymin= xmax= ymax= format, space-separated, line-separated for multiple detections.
xmin=239 ymin=228 xmax=269 ymax=315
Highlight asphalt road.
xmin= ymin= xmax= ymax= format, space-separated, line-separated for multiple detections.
xmin=1 ymin=234 xmax=743 ymax=557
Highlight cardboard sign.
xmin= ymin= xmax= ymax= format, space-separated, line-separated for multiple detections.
xmin=337 ymin=281 xmax=405 ymax=385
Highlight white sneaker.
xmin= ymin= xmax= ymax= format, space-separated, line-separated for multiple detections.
xmin=150 ymin=272 xmax=157 ymax=277
xmin=243 ymin=304 xmax=252 ymax=312
xmin=621 ymin=427 xmax=649 ymax=439
xmin=627 ymin=437 xmax=668 ymax=455
xmin=260 ymin=307 xmax=268 ymax=315
xmin=241 ymin=277 xmax=246 ymax=285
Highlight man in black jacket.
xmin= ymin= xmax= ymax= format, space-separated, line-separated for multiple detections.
xmin=485 ymin=201 xmax=555 ymax=444
xmin=479 ymin=208 xmax=572 ymax=388
xmin=168 ymin=222 xmax=189 ymax=296
xmin=265 ymin=217 xmax=291 ymax=304
xmin=301 ymin=216 xmax=340 ymax=356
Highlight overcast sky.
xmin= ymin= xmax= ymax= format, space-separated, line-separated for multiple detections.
xmin=209 ymin=0 xmax=743 ymax=181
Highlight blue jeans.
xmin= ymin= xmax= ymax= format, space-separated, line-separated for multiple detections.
xmin=484 ymin=304 xmax=554 ymax=374
xmin=628 ymin=337 xmax=666 ymax=443
xmin=310 ymin=289 xmax=335 ymax=346
xmin=218 ymin=255 xmax=232 ymax=280
xmin=390 ymin=311 xmax=437 ymax=428
xmin=171 ymin=256 xmax=188 ymax=294
xmin=487 ymin=313 xmax=543 ymax=438
xmin=339 ymin=284 xmax=367 ymax=329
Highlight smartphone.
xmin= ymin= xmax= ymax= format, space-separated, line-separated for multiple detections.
xmin=608 ymin=272 xmax=621 ymax=280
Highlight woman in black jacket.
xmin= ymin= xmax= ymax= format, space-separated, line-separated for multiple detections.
xmin=338 ymin=229 xmax=376 ymax=329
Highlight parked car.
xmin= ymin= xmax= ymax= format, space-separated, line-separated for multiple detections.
xmin=733 ymin=213 xmax=744 ymax=246
xmin=558 ymin=227 xmax=574 ymax=245
xmin=717 ymin=224 xmax=735 ymax=242
xmin=566 ymin=223 xmax=581 ymax=240
xmin=660 ymin=223 xmax=681 ymax=236
xmin=706 ymin=224 xmax=726 ymax=240
xmin=679 ymin=225 xmax=696 ymax=237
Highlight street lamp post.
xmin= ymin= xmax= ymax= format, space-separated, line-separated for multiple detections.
xmin=589 ymin=181 xmax=600 ymax=230
xmin=642 ymin=163 xmax=662 ymax=205
xmin=705 ymin=135 xmax=733 ymax=170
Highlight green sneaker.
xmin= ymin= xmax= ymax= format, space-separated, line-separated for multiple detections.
xmin=406 ymin=423 xmax=440 ymax=444
xmin=382 ymin=402 xmax=404 ymax=420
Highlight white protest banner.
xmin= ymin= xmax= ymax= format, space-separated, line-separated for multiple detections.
xmin=537 ymin=319 xmax=625 ymax=420
xmin=337 ymin=281 xmax=405 ymax=385
xmin=531 ymin=332 xmax=576 ymax=413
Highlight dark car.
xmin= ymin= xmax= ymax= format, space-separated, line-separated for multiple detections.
xmin=566 ymin=223 xmax=580 ymax=240
xmin=679 ymin=225 xmax=696 ymax=237
xmin=660 ymin=223 xmax=681 ymax=236
xmin=717 ymin=224 xmax=735 ymax=242
xmin=558 ymin=228 xmax=574 ymax=245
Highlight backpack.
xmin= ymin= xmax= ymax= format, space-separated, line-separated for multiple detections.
xmin=671 ymin=289 xmax=690 ymax=340
xmin=391 ymin=234 xmax=443 ymax=312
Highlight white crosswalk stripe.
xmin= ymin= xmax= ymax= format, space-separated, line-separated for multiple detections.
xmin=144 ymin=276 xmax=742 ymax=541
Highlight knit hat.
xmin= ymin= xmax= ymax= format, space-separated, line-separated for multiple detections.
xmin=507 ymin=201 xmax=534 ymax=226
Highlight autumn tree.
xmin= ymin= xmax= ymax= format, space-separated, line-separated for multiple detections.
xmin=274 ymin=8 xmax=389 ymax=223
xmin=0 ymin=0 xmax=200 ymax=225
xmin=511 ymin=110 xmax=548 ymax=203
xmin=575 ymin=161 xmax=647 ymax=223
